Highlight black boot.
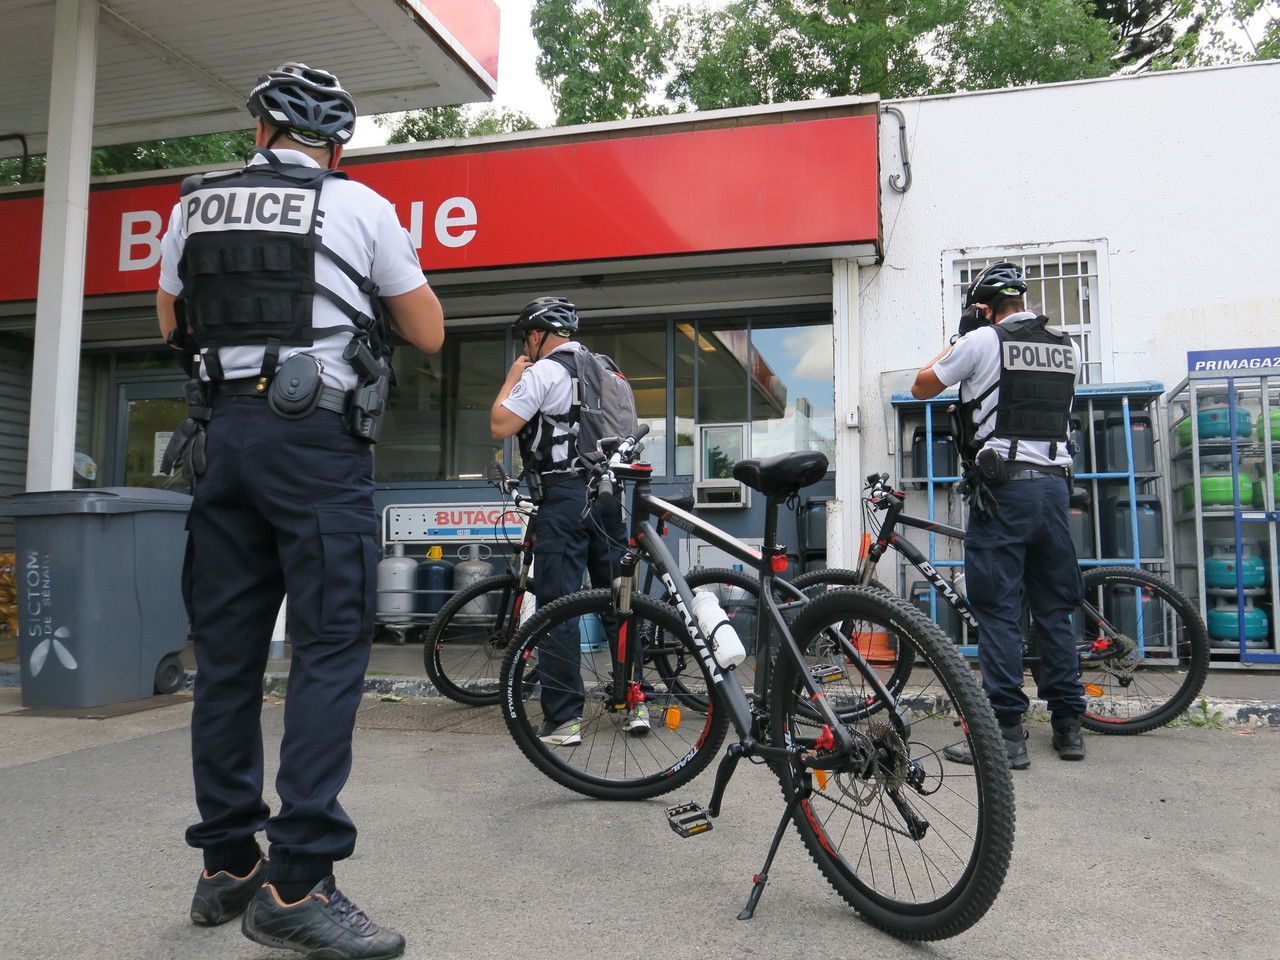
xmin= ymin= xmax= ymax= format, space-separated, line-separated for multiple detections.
xmin=1052 ymin=716 xmax=1086 ymax=761
xmin=944 ymin=723 xmax=1030 ymax=770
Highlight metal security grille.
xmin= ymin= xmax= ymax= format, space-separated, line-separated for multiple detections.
xmin=952 ymin=250 xmax=1104 ymax=384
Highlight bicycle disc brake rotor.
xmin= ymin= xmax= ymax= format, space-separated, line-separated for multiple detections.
xmin=829 ymin=720 xmax=908 ymax=806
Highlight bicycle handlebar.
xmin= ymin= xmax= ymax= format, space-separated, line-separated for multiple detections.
xmin=487 ymin=460 xmax=534 ymax=509
xmin=590 ymin=423 xmax=651 ymax=503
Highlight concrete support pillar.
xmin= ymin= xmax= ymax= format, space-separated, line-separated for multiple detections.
xmin=26 ymin=0 xmax=98 ymax=491
xmin=829 ymin=258 xmax=862 ymax=568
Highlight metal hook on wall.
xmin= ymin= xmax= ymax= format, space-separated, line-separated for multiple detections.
xmin=882 ymin=107 xmax=911 ymax=194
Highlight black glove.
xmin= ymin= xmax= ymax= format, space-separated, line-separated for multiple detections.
xmin=161 ymin=419 xmax=206 ymax=479
xmin=958 ymin=305 xmax=984 ymax=338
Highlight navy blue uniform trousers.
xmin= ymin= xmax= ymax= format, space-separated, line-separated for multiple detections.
xmin=532 ymin=475 xmax=624 ymax=726
xmin=183 ymin=395 xmax=377 ymax=883
xmin=964 ymin=474 xmax=1086 ymax=727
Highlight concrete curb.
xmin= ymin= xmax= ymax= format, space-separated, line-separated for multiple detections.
xmin=175 ymin=669 xmax=1280 ymax=729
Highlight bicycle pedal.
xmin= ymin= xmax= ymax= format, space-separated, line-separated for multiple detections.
xmin=810 ymin=664 xmax=845 ymax=685
xmin=666 ymin=802 xmax=713 ymax=838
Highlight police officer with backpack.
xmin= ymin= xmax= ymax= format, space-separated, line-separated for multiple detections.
xmin=911 ymin=261 xmax=1086 ymax=769
xmin=490 ymin=297 xmax=646 ymax=745
xmin=156 ymin=63 xmax=443 ymax=958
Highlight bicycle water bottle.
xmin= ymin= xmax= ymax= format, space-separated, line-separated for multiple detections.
xmin=689 ymin=590 xmax=747 ymax=670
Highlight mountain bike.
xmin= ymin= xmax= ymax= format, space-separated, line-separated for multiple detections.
xmin=845 ymin=473 xmax=1209 ymax=734
xmin=499 ymin=428 xmax=1015 ymax=940
xmin=424 ymin=463 xmax=770 ymax=706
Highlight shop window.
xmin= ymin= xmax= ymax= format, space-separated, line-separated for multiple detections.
xmin=74 ymin=353 xmax=110 ymax=488
xmin=749 ymin=321 xmax=836 ymax=463
xmin=676 ymin=315 xmax=834 ymax=475
xmin=948 ymin=246 xmax=1110 ymax=384
xmin=375 ymin=331 xmax=506 ymax=482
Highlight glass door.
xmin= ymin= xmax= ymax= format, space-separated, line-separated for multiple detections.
xmin=112 ymin=379 xmax=188 ymax=489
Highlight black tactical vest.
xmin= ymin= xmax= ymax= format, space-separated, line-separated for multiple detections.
xmin=176 ymin=151 xmax=376 ymax=357
xmin=958 ymin=315 xmax=1077 ymax=460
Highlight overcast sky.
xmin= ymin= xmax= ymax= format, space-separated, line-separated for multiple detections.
xmin=349 ymin=0 xmax=733 ymax=147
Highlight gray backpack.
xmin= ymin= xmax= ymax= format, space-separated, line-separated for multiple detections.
xmin=546 ymin=349 xmax=641 ymax=466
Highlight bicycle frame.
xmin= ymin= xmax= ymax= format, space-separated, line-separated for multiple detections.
xmin=860 ymin=483 xmax=1144 ymax=660
xmin=616 ymin=467 xmax=901 ymax=762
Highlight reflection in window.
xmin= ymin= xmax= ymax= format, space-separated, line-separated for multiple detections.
xmin=578 ymin=325 xmax=668 ymax=475
xmin=675 ymin=316 xmax=834 ymax=474
xmin=749 ymin=323 xmax=835 ymax=462
xmin=375 ymin=332 xmax=506 ymax=482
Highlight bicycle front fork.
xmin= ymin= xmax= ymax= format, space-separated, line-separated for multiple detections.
xmin=609 ymin=553 xmax=641 ymax=712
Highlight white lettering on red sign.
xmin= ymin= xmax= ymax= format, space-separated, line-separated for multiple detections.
xmin=435 ymin=197 xmax=477 ymax=248
xmin=116 ymin=194 xmax=479 ymax=273
xmin=119 ymin=211 xmax=163 ymax=271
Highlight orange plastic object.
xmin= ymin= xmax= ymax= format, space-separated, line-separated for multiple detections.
xmin=665 ymin=704 xmax=682 ymax=731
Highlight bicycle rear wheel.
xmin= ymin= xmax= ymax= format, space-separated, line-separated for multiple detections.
xmin=1029 ymin=566 xmax=1209 ymax=734
xmin=501 ymin=589 xmax=729 ymax=800
xmin=424 ymin=573 xmax=532 ymax=706
xmin=770 ymin=587 xmax=1014 ymax=941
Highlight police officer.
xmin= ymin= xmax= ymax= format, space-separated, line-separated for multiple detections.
xmin=156 ymin=63 xmax=443 ymax=958
xmin=911 ymin=262 xmax=1086 ymax=768
xmin=489 ymin=297 xmax=642 ymax=745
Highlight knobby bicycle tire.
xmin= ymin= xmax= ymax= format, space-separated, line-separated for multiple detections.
xmin=770 ymin=587 xmax=1015 ymax=941
xmin=500 ymin=589 xmax=730 ymax=800
xmin=424 ymin=573 xmax=532 ymax=706
xmin=1029 ymin=566 xmax=1209 ymax=735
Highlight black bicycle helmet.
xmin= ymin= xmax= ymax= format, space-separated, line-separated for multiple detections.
xmin=246 ymin=62 xmax=357 ymax=147
xmin=963 ymin=261 xmax=1028 ymax=308
xmin=513 ymin=297 xmax=580 ymax=336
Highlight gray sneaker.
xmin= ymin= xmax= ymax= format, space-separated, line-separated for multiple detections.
xmin=241 ymin=876 xmax=404 ymax=959
xmin=190 ymin=858 xmax=266 ymax=926
xmin=623 ymin=703 xmax=651 ymax=736
xmin=537 ymin=717 xmax=582 ymax=746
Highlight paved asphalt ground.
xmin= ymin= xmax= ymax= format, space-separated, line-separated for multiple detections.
xmin=1 ymin=688 xmax=1278 ymax=960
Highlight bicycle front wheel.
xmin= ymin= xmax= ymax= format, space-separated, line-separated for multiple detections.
xmin=770 ymin=587 xmax=1014 ymax=941
xmin=1029 ymin=566 xmax=1209 ymax=735
xmin=424 ymin=573 xmax=532 ymax=706
xmin=501 ymin=589 xmax=730 ymax=800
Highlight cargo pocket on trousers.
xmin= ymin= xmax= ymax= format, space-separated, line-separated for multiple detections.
xmin=316 ymin=505 xmax=378 ymax=638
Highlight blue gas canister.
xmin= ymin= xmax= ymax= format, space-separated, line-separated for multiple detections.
xmin=418 ymin=546 xmax=454 ymax=615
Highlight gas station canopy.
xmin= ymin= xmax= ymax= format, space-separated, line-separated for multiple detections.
xmin=2 ymin=0 xmax=501 ymax=157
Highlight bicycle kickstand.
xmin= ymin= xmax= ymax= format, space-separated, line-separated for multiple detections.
xmin=738 ymin=763 xmax=812 ymax=921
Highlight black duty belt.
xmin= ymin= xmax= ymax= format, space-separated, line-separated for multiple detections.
xmin=215 ymin=378 xmax=349 ymax=415
xmin=1005 ymin=463 xmax=1069 ymax=481
xmin=540 ymin=470 xmax=586 ymax=488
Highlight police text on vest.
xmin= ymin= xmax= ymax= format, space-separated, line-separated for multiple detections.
xmin=1002 ymin=342 xmax=1076 ymax=373
xmin=183 ymin=188 xmax=316 ymax=236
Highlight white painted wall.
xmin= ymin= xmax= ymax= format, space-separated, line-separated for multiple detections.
xmin=858 ymin=60 xmax=1280 ymax=476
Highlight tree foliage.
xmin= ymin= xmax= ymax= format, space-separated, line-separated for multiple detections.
xmin=0 ymin=130 xmax=253 ymax=187
xmin=377 ymin=106 xmax=538 ymax=145
xmin=1091 ymin=0 xmax=1206 ymax=69
xmin=669 ymin=0 xmax=1118 ymax=109
xmin=531 ymin=0 xmax=673 ymax=124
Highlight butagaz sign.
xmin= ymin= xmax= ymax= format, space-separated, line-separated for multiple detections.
xmin=1188 ymin=347 xmax=1280 ymax=374
xmin=385 ymin=503 xmax=526 ymax=543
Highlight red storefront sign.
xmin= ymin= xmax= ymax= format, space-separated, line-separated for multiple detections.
xmin=0 ymin=115 xmax=879 ymax=303
xmin=423 ymin=0 xmax=501 ymax=83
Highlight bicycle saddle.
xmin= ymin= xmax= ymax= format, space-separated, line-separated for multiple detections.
xmin=732 ymin=451 xmax=829 ymax=499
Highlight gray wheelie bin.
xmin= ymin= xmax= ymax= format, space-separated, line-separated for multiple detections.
xmin=5 ymin=487 xmax=191 ymax=708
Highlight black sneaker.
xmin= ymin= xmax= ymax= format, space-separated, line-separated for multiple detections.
xmin=944 ymin=724 xmax=1030 ymax=770
xmin=242 ymin=877 xmax=405 ymax=959
xmin=190 ymin=859 xmax=266 ymax=926
xmin=1052 ymin=717 xmax=1086 ymax=761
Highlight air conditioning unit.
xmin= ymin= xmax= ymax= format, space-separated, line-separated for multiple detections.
xmin=693 ymin=423 xmax=750 ymax=510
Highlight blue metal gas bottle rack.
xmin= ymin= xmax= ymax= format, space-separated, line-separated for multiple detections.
xmin=889 ymin=381 xmax=1168 ymax=657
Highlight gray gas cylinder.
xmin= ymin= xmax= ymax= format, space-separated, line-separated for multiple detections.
xmin=377 ymin=543 xmax=418 ymax=625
